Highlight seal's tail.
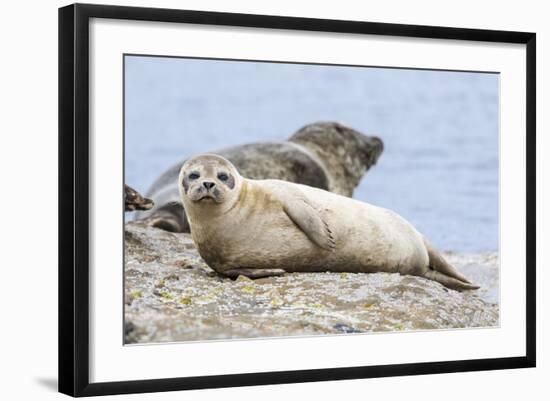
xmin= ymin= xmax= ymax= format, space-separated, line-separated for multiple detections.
xmin=423 ymin=239 xmax=480 ymax=291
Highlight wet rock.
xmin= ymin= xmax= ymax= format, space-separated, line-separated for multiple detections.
xmin=124 ymin=221 xmax=499 ymax=344
xmin=333 ymin=324 xmax=363 ymax=334
xmin=124 ymin=321 xmax=135 ymax=336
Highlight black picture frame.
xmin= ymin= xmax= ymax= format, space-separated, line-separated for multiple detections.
xmin=59 ymin=3 xmax=536 ymax=397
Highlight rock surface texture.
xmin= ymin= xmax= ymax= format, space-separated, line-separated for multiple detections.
xmin=124 ymin=221 xmax=499 ymax=344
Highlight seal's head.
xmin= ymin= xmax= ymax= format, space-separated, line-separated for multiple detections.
xmin=289 ymin=122 xmax=384 ymax=196
xmin=124 ymin=184 xmax=154 ymax=212
xmin=178 ymin=154 xmax=241 ymax=211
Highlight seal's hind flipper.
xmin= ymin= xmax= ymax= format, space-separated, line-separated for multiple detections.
xmin=149 ymin=216 xmax=182 ymax=233
xmin=223 ymin=268 xmax=286 ymax=279
xmin=423 ymin=270 xmax=480 ymax=291
xmin=423 ymin=239 xmax=480 ymax=291
xmin=282 ymin=193 xmax=336 ymax=251
xmin=142 ymin=201 xmax=190 ymax=233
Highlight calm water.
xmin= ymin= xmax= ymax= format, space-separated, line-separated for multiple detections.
xmin=125 ymin=56 xmax=499 ymax=252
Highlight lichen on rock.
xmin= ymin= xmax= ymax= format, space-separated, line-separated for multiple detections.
xmin=124 ymin=221 xmax=499 ymax=344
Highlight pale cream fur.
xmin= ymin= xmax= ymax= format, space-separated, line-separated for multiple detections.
xmin=179 ymin=154 xmax=478 ymax=291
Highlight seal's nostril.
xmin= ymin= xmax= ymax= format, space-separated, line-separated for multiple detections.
xmin=203 ymin=181 xmax=215 ymax=190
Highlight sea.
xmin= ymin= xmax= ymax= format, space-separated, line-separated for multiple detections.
xmin=124 ymin=55 xmax=499 ymax=252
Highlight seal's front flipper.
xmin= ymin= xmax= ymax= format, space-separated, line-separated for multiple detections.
xmin=282 ymin=194 xmax=336 ymax=251
xmin=223 ymin=268 xmax=286 ymax=279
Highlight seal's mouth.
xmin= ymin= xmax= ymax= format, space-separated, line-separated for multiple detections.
xmin=188 ymin=185 xmax=224 ymax=203
xmin=197 ymin=195 xmax=215 ymax=202
xmin=194 ymin=193 xmax=222 ymax=203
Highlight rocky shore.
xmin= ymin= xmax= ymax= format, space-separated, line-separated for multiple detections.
xmin=124 ymin=221 xmax=499 ymax=344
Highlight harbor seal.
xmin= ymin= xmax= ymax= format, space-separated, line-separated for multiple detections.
xmin=125 ymin=184 xmax=154 ymax=212
xmin=179 ymin=154 xmax=479 ymax=291
xmin=135 ymin=122 xmax=383 ymax=232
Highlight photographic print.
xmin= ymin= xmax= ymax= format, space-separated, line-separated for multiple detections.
xmin=123 ymin=55 xmax=500 ymax=344
xmin=59 ymin=4 xmax=535 ymax=395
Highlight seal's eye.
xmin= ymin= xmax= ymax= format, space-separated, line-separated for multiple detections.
xmin=189 ymin=172 xmax=200 ymax=180
xmin=217 ymin=172 xmax=229 ymax=181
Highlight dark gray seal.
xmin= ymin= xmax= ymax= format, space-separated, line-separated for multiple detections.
xmin=125 ymin=184 xmax=154 ymax=212
xmin=135 ymin=121 xmax=383 ymax=232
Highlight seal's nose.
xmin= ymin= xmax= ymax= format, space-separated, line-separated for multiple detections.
xmin=203 ymin=181 xmax=215 ymax=190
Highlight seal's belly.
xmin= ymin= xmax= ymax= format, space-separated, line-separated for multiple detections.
xmin=201 ymin=211 xmax=317 ymax=271
xmin=195 ymin=194 xmax=427 ymax=274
